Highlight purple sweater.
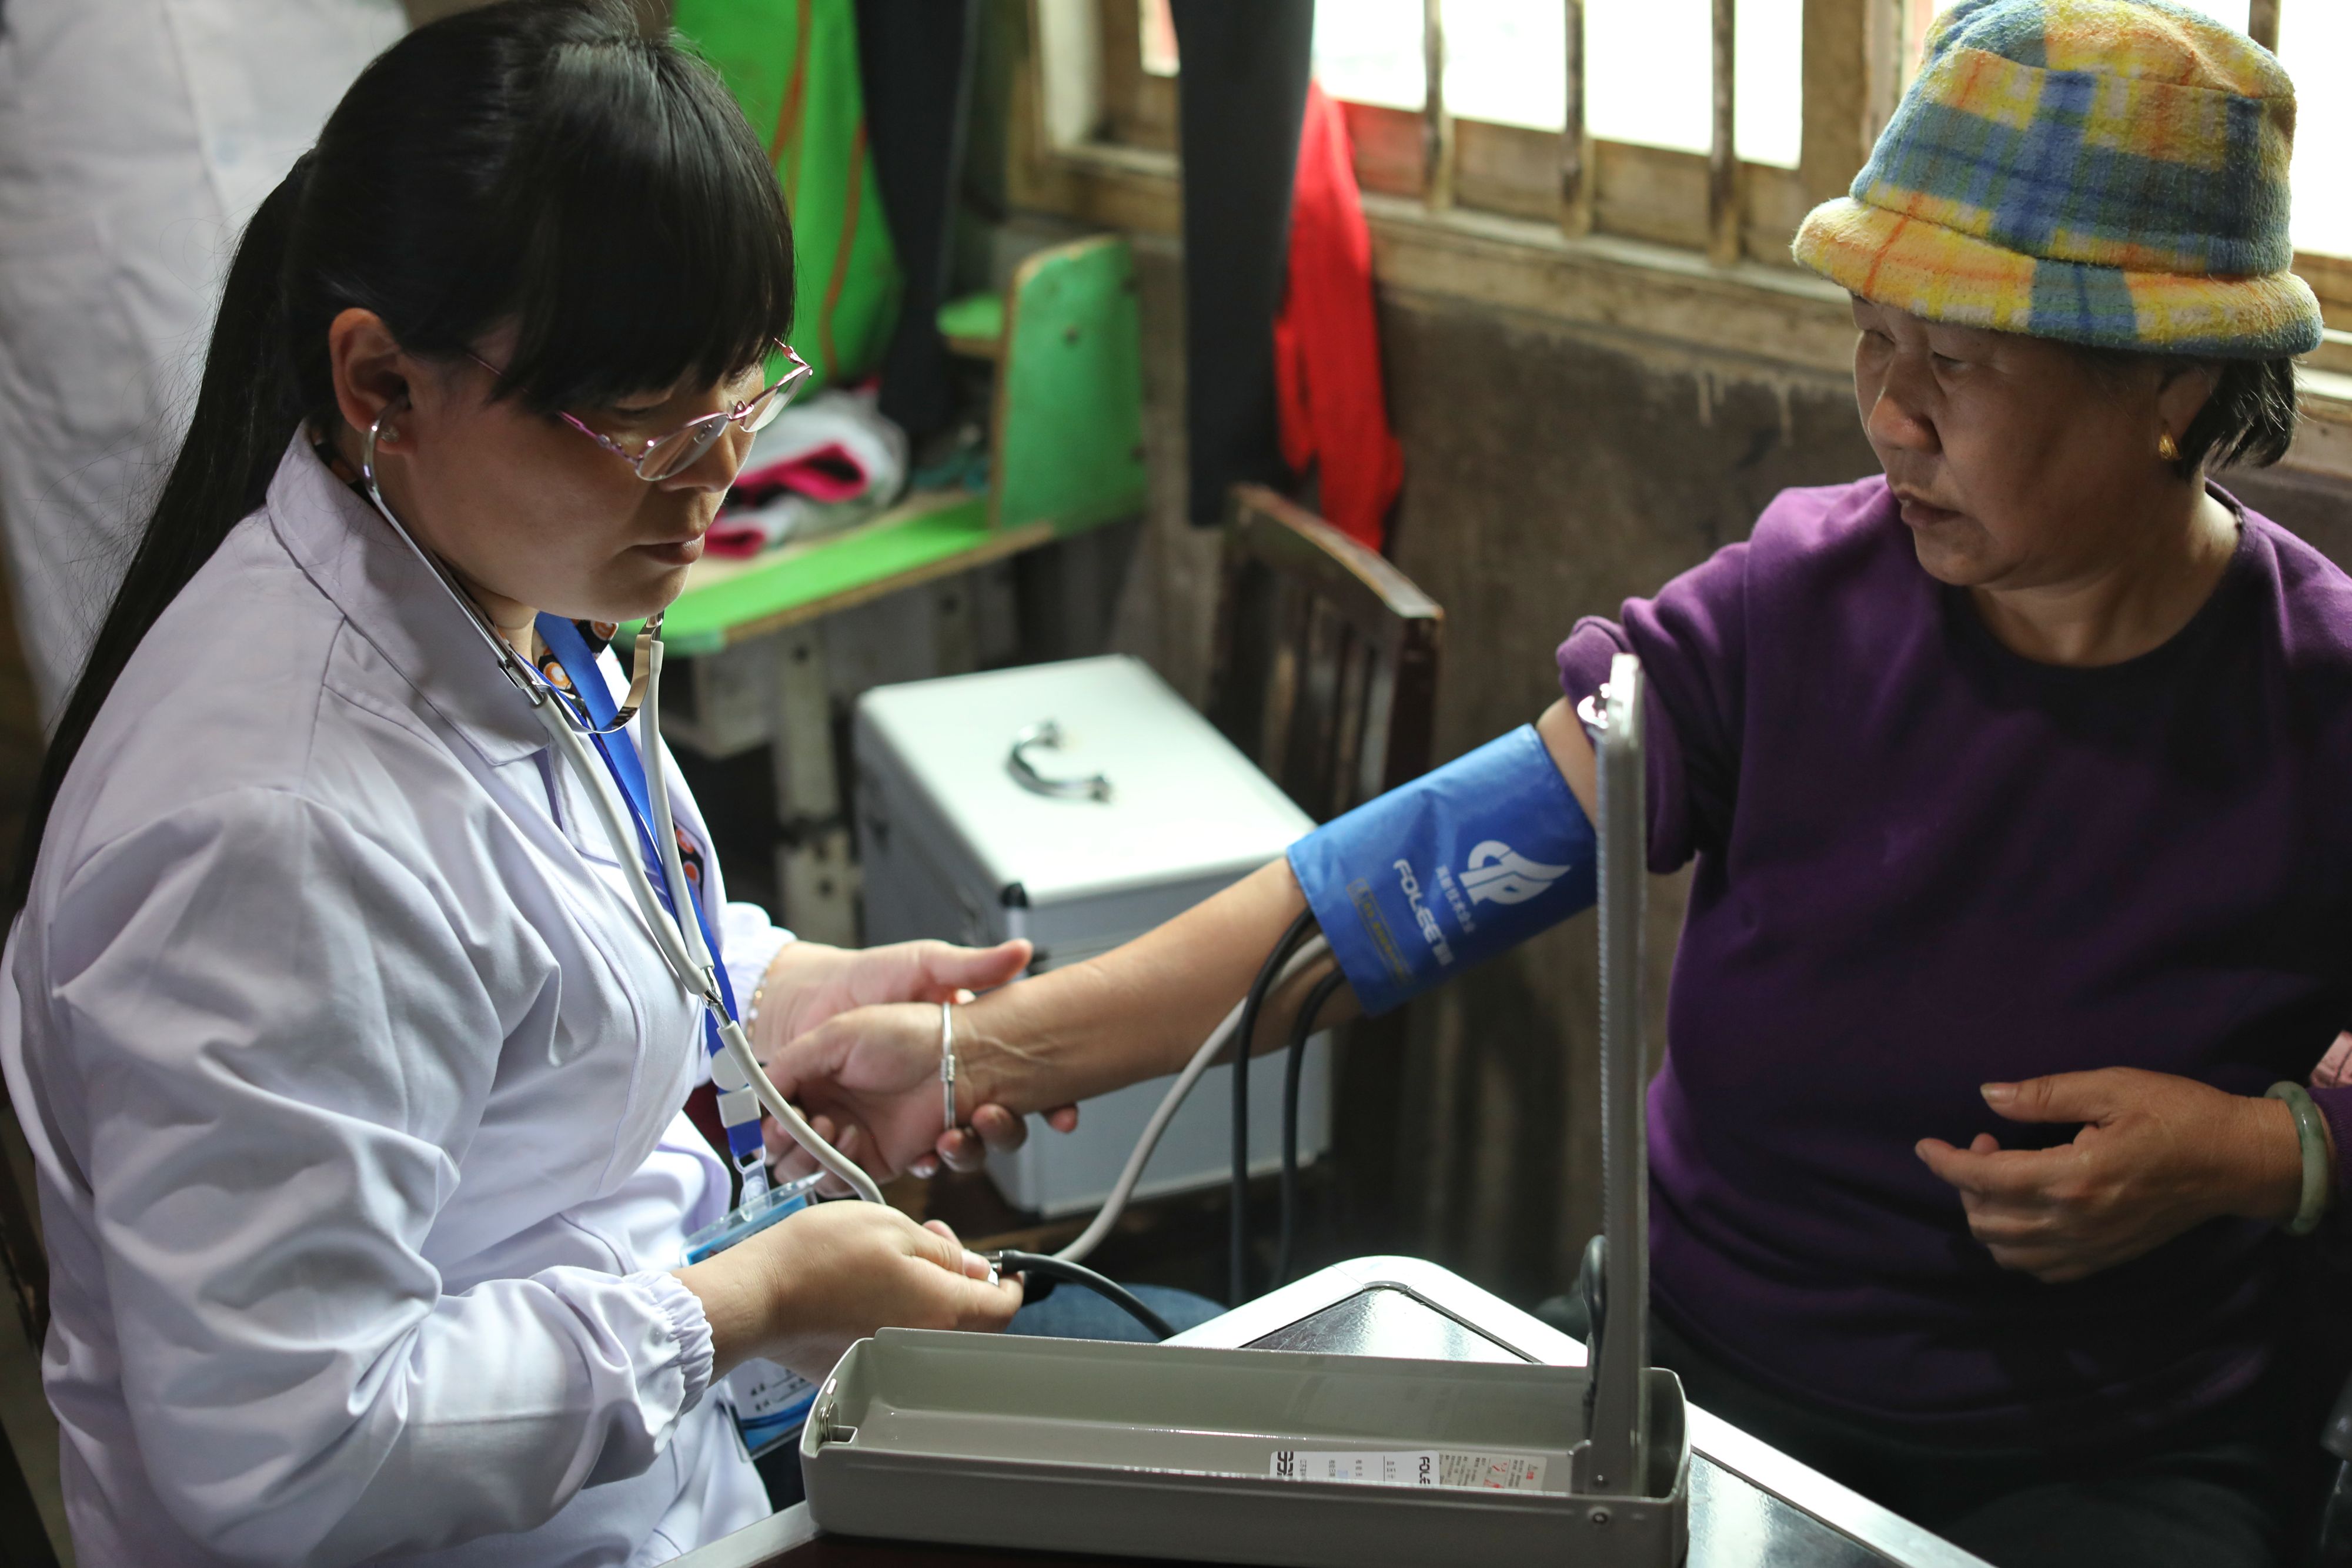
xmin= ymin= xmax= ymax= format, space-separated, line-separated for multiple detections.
xmin=1558 ymin=476 xmax=2352 ymax=1445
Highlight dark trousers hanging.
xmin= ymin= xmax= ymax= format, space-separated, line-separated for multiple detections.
xmin=1168 ymin=0 xmax=1315 ymax=524
xmin=854 ymin=0 xmax=979 ymax=442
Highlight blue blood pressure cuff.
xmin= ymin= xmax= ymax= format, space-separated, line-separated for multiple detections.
xmin=1288 ymin=725 xmax=1596 ymax=1017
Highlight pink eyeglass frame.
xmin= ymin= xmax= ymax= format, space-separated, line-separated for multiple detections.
xmin=468 ymin=338 xmax=811 ymax=482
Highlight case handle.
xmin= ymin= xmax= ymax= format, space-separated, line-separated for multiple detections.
xmin=1006 ymin=720 xmax=1112 ymax=803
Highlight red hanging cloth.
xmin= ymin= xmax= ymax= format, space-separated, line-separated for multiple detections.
xmin=1274 ymin=81 xmax=1405 ymax=552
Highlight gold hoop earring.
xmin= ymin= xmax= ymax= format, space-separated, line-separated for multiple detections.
xmin=2157 ymin=431 xmax=2181 ymax=463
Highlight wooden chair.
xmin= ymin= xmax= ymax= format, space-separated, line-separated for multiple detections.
xmin=1207 ymin=486 xmax=1442 ymax=823
xmin=1205 ymin=486 xmax=1442 ymax=1279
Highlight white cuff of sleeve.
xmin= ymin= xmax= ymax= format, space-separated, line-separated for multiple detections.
xmin=719 ymin=902 xmax=794 ymax=1025
xmin=633 ymin=1269 xmax=717 ymax=1413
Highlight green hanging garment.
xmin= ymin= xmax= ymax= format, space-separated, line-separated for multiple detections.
xmin=673 ymin=0 xmax=902 ymax=390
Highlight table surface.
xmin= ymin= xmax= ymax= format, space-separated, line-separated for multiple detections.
xmin=689 ymin=1512 xmax=1916 ymax=1568
xmin=676 ymin=1259 xmax=1992 ymax=1568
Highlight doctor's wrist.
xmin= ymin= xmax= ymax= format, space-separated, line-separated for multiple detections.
xmin=673 ymin=1244 xmax=782 ymax=1381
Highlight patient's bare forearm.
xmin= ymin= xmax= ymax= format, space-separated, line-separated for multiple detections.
xmin=957 ymin=858 xmax=1344 ymax=1115
xmin=956 ymin=701 xmax=1596 ymax=1119
xmin=1536 ymin=697 xmax=1599 ymax=814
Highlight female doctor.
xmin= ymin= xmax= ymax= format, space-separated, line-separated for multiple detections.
xmin=0 ymin=4 xmax=1021 ymax=1564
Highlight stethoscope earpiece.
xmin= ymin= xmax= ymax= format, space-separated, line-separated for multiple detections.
xmin=360 ymin=399 xmax=406 ymax=488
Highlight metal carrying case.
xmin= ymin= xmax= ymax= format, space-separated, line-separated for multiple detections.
xmin=853 ymin=656 xmax=1329 ymax=1214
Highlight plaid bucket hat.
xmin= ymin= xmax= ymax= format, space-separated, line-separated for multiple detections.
xmin=1792 ymin=0 xmax=2321 ymax=357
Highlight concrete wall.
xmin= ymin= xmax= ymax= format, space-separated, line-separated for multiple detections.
xmin=1091 ymin=236 xmax=2349 ymax=1306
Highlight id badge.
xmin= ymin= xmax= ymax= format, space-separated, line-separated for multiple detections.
xmin=683 ymin=1171 xmax=828 ymax=1458
xmin=722 ymin=1356 xmax=821 ymax=1457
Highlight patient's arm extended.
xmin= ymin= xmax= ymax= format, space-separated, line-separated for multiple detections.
xmin=764 ymin=700 xmax=1598 ymax=1179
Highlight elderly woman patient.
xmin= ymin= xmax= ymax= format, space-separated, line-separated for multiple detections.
xmin=766 ymin=3 xmax=2352 ymax=1564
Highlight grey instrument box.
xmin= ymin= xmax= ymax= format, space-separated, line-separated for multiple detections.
xmin=801 ymin=1328 xmax=1690 ymax=1568
xmin=853 ymin=656 xmax=1329 ymax=1214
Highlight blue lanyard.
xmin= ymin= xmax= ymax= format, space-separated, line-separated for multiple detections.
xmin=535 ymin=617 xmax=760 ymax=1166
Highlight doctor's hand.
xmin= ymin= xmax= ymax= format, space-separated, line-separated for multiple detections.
xmin=677 ymin=1203 xmax=1022 ymax=1382
xmin=1915 ymin=1068 xmax=2316 ymax=1285
xmin=762 ymin=1001 xmax=1080 ymax=1184
xmin=750 ymin=938 xmax=1032 ymax=1055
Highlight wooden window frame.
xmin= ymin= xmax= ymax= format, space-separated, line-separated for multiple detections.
xmin=1090 ymin=0 xmax=1880 ymax=269
xmin=1090 ymin=0 xmax=2352 ymax=314
xmin=1023 ymin=0 xmax=2352 ymax=476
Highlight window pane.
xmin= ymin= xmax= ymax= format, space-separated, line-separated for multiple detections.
xmin=1737 ymin=0 xmax=1803 ymax=168
xmin=1588 ymin=0 xmax=1710 ymax=155
xmin=1313 ymin=0 xmax=1426 ymax=111
xmin=2279 ymin=1 xmax=2352 ymax=256
xmin=1444 ymin=0 xmax=1565 ymax=129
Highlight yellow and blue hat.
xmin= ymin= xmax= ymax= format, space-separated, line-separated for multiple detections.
xmin=1792 ymin=0 xmax=2321 ymax=357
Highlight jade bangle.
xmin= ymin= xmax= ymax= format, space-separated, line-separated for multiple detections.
xmin=2267 ymin=1081 xmax=2332 ymax=1237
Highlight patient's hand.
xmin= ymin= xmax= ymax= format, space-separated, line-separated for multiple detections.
xmin=764 ymin=999 xmax=1080 ymax=1186
xmin=1915 ymin=1067 xmax=2314 ymax=1284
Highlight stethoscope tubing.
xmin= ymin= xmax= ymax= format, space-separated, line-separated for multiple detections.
xmin=636 ymin=643 xmax=885 ymax=1205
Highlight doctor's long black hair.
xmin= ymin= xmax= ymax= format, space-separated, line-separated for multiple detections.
xmin=11 ymin=0 xmax=794 ymax=910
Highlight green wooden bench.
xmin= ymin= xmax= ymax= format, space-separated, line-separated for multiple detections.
xmin=646 ymin=234 xmax=1147 ymax=657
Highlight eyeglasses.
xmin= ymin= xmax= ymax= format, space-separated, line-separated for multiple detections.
xmin=470 ymin=339 xmax=811 ymax=483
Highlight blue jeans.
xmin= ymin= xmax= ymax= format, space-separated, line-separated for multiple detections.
xmin=1007 ymin=1283 xmax=1225 ymax=1343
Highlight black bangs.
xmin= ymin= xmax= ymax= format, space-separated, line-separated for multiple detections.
xmin=426 ymin=14 xmax=794 ymax=413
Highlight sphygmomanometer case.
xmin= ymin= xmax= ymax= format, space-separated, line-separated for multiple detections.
xmin=802 ymin=1329 xmax=1692 ymax=1568
xmin=853 ymin=654 xmax=1328 ymax=1215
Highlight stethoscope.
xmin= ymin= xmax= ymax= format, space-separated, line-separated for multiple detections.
xmin=355 ymin=406 xmax=884 ymax=1208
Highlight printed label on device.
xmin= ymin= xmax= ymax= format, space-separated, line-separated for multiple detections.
xmin=1267 ymin=1449 xmax=1549 ymax=1491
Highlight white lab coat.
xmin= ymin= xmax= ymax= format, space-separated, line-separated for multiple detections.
xmin=0 ymin=434 xmax=781 ymax=1564
xmin=0 ymin=0 xmax=405 ymax=720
